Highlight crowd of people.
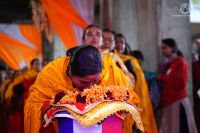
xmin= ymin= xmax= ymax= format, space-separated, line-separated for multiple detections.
xmin=0 ymin=59 xmax=49 ymax=132
xmin=0 ymin=24 xmax=199 ymax=133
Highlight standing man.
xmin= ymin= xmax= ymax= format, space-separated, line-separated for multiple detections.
xmin=193 ymin=39 xmax=200 ymax=132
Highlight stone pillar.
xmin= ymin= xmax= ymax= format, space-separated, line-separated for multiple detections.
xmin=158 ymin=0 xmax=191 ymax=61
xmin=103 ymin=0 xmax=138 ymax=50
xmin=102 ymin=0 xmax=113 ymax=29
xmin=53 ymin=35 xmax=67 ymax=58
xmin=42 ymin=33 xmax=54 ymax=60
xmin=136 ymin=0 xmax=159 ymax=72
xmin=158 ymin=0 xmax=192 ymax=101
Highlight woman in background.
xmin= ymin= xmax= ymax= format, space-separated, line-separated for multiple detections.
xmin=158 ymin=38 xmax=197 ymax=133
xmin=115 ymin=33 xmax=158 ymax=133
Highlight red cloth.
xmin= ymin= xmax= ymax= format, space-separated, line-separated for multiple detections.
xmin=39 ymin=123 xmax=56 ymax=133
xmin=193 ymin=61 xmax=200 ymax=89
xmin=7 ymin=112 xmax=24 ymax=133
xmin=159 ymin=57 xmax=188 ymax=106
xmin=23 ymin=77 xmax=37 ymax=100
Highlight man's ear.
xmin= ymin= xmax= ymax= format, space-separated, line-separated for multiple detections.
xmin=68 ymin=65 xmax=72 ymax=76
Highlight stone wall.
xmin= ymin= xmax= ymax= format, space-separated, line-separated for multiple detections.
xmin=102 ymin=0 xmax=193 ymax=102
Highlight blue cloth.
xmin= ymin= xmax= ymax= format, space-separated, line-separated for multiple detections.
xmin=144 ymin=72 xmax=162 ymax=109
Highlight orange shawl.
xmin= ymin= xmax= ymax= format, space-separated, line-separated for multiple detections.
xmin=24 ymin=56 xmax=139 ymax=133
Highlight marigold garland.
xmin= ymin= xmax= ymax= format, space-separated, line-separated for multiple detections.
xmin=57 ymin=85 xmax=129 ymax=105
xmin=58 ymin=90 xmax=78 ymax=104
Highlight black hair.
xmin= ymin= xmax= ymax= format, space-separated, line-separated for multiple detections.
xmin=162 ymin=38 xmax=178 ymax=53
xmin=131 ymin=50 xmax=144 ymax=61
xmin=82 ymin=24 xmax=102 ymax=41
xmin=103 ymin=29 xmax=116 ymax=37
xmin=66 ymin=46 xmax=79 ymax=56
xmin=0 ymin=65 xmax=6 ymax=71
xmin=30 ymin=58 xmax=39 ymax=66
xmin=115 ymin=33 xmax=126 ymax=41
xmin=124 ymin=43 xmax=132 ymax=55
xmin=115 ymin=33 xmax=131 ymax=55
xmin=68 ymin=45 xmax=102 ymax=77
xmin=176 ymin=50 xmax=184 ymax=57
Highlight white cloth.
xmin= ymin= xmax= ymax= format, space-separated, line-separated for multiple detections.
xmin=159 ymin=97 xmax=198 ymax=133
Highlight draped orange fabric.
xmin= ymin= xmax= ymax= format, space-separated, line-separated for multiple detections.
xmin=0 ymin=24 xmax=42 ymax=70
xmin=24 ymin=55 xmax=140 ymax=133
xmin=0 ymin=32 xmax=39 ymax=70
xmin=117 ymin=53 xmax=158 ymax=133
xmin=19 ymin=24 xmax=42 ymax=54
xmin=0 ymin=42 xmax=23 ymax=70
xmin=40 ymin=0 xmax=88 ymax=49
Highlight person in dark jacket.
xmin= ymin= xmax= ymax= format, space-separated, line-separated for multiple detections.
xmin=192 ymin=39 xmax=200 ymax=132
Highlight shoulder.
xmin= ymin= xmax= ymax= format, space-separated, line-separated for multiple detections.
xmin=44 ymin=57 xmax=69 ymax=69
xmin=174 ymin=57 xmax=188 ymax=68
xmin=39 ymin=57 xmax=70 ymax=76
xmin=52 ymin=57 xmax=69 ymax=64
xmin=101 ymin=53 xmax=114 ymax=64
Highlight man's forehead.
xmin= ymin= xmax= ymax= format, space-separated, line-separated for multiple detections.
xmin=103 ymin=32 xmax=114 ymax=37
xmin=86 ymin=27 xmax=101 ymax=32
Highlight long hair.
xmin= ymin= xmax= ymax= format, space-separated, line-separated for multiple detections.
xmin=162 ymin=38 xmax=178 ymax=53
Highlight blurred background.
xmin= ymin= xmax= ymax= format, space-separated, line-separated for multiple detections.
xmin=0 ymin=0 xmax=199 ymax=102
xmin=0 ymin=0 xmax=200 ymax=132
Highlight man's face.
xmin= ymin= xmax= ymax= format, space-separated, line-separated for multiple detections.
xmin=83 ymin=27 xmax=103 ymax=48
xmin=115 ymin=37 xmax=126 ymax=54
xmin=102 ymin=31 xmax=115 ymax=51
xmin=32 ymin=60 xmax=40 ymax=72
